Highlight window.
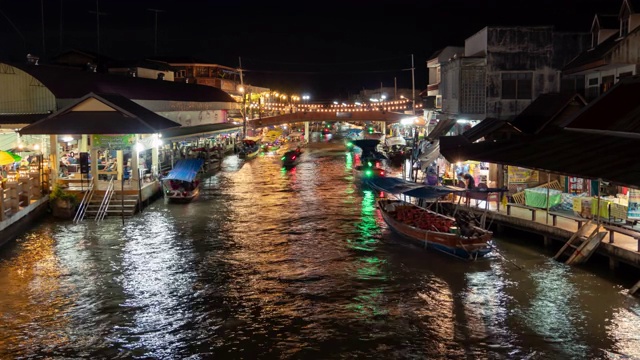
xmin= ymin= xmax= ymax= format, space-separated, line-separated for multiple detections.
xmin=501 ymin=72 xmax=532 ymax=99
xmin=586 ymin=77 xmax=600 ymax=100
xmin=601 ymin=75 xmax=615 ymax=93
xmin=619 ymin=71 xmax=633 ymax=80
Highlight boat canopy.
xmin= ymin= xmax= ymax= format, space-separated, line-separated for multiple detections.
xmin=366 ymin=177 xmax=466 ymax=200
xmin=353 ymin=139 xmax=387 ymax=160
xmin=385 ymin=136 xmax=407 ymax=147
xmin=163 ymin=158 xmax=204 ymax=182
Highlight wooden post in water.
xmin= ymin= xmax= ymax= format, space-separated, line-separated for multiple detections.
xmin=546 ymin=172 xmax=550 ymax=224
xmin=121 ymin=177 xmax=125 ymax=226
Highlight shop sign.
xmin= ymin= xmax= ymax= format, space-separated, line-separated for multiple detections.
xmin=507 ymin=166 xmax=538 ymax=183
xmin=336 ymin=112 xmax=352 ymax=118
xmin=628 ymin=188 xmax=640 ymax=220
xmin=91 ymin=134 xmax=136 ymax=149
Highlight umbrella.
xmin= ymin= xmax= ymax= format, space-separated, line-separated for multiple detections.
xmin=0 ymin=150 xmax=21 ymax=166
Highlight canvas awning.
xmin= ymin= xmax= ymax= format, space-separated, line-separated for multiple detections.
xmin=366 ymin=176 xmax=466 ymax=200
xmin=19 ymin=92 xmax=181 ymax=135
xmin=162 ymin=158 xmax=204 ymax=182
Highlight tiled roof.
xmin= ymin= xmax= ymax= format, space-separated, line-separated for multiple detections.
xmin=562 ymin=29 xmax=620 ymax=73
xmin=510 ymin=93 xmax=587 ymax=134
xmin=19 ymin=92 xmax=181 ymax=135
xmin=8 ymin=62 xmax=237 ymax=103
xmin=561 ymin=75 xmax=640 ymax=132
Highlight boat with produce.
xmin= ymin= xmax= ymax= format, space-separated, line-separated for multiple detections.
xmin=368 ymin=176 xmax=493 ymax=260
xmin=162 ymin=158 xmax=205 ymax=203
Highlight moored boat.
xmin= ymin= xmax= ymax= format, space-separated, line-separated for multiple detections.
xmin=162 ymin=158 xmax=204 ymax=203
xmin=377 ymin=198 xmax=493 ymax=260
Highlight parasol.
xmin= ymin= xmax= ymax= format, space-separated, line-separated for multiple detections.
xmin=0 ymin=150 xmax=22 ymax=166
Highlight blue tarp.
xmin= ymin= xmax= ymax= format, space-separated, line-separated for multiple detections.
xmin=163 ymin=158 xmax=204 ymax=182
xmin=365 ymin=176 xmax=466 ymax=200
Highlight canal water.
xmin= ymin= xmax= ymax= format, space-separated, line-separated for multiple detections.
xmin=1 ymin=142 xmax=639 ymax=359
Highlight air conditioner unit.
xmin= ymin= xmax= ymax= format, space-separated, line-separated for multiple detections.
xmin=435 ymin=95 xmax=442 ymax=109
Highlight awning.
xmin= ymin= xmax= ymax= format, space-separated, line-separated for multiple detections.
xmin=162 ymin=158 xmax=204 ymax=182
xmin=366 ymin=176 xmax=466 ymax=200
xmin=353 ymin=139 xmax=387 ymax=160
xmin=19 ymin=92 xmax=181 ymax=135
xmin=428 ymin=118 xmax=456 ymax=140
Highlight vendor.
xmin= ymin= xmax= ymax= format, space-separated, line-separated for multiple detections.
xmin=463 ymin=173 xmax=475 ymax=189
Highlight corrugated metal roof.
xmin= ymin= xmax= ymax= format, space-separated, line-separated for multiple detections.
xmin=440 ymin=130 xmax=640 ymax=188
xmin=427 ymin=118 xmax=456 ymax=140
xmin=0 ymin=114 xmax=48 ymax=125
xmin=19 ymin=92 xmax=180 ymax=134
xmin=510 ymin=93 xmax=587 ymax=134
xmin=561 ymin=75 xmax=640 ymax=132
xmin=462 ymin=118 xmax=517 ymax=142
xmin=8 ymin=62 xmax=237 ymax=103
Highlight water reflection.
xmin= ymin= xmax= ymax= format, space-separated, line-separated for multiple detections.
xmin=1 ymin=143 xmax=640 ymax=358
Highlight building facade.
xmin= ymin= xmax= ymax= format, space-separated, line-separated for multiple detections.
xmin=562 ymin=0 xmax=640 ymax=101
xmin=440 ymin=26 xmax=590 ymax=123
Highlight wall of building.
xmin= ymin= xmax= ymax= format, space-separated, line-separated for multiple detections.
xmin=155 ymin=110 xmax=229 ymax=127
xmin=0 ymin=64 xmax=56 ymax=114
xmin=610 ymin=29 xmax=640 ymax=64
xmin=630 ymin=13 xmax=640 ymax=33
xmin=484 ymin=27 xmax=589 ymax=120
xmin=137 ymin=68 xmax=175 ymax=82
xmin=465 ymin=27 xmax=488 ymax=57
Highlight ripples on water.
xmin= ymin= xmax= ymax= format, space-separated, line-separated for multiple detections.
xmin=0 ymin=142 xmax=639 ymax=359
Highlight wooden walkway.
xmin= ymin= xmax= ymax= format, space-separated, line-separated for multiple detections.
xmin=453 ymin=199 xmax=640 ymax=272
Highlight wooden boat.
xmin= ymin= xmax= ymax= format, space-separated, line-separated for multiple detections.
xmin=281 ymin=148 xmax=302 ymax=168
xmin=162 ymin=158 xmax=204 ymax=203
xmin=377 ymin=198 xmax=493 ymax=260
xmin=238 ymin=139 xmax=260 ymax=159
xmin=353 ymin=159 xmax=385 ymax=184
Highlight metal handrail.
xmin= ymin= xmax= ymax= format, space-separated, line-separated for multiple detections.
xmin=95 ymin=177 xmax=115 ymax=222
xmin=73 ymin=178 xmax=95 ymax=223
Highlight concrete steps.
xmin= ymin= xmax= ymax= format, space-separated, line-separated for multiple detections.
xmin=83 ymin=193 xmax=139 ymax=219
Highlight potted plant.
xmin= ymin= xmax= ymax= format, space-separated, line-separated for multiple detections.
xmin=49 ymin=185 xmax=78 ymax=219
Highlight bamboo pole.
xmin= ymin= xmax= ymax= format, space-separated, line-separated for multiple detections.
xmin=546 ymin=172 xmax=550 ymax=224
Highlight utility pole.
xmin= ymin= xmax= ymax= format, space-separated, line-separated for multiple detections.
xmin=394 ymin=77 xmax=397 ymax=100
xmin=89 ymin=0 xmax=107 ymax=53
xmin=411 ymin=54 xmax=416 ymax=115
xmin=41 ymin=0 xmax=46 ymax=55
xmin=239 ymin=56 xmax=246 ymax=138
xmin=59 ymin=0 xmax=63 ymax=52
xmin=147 ymin=9 xmax=164 ymax=55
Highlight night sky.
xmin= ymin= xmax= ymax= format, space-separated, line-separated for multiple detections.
xmin=0 ymin=0 xmax=621 ymax=100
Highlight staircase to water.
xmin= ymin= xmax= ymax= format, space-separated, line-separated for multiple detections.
xmin=83 ymin=191 xmax=139 ymax=219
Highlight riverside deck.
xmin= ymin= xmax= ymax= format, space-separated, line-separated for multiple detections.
xmin=459 ymin=200 xmax=640 ymax=270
